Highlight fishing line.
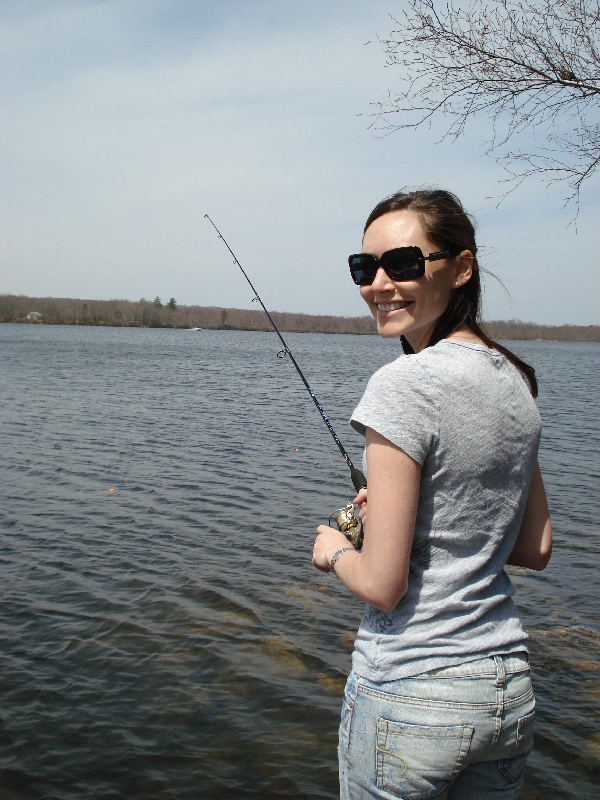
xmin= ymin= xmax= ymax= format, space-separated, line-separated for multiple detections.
xmin=204 ymin=214 xmax=366 ymax=496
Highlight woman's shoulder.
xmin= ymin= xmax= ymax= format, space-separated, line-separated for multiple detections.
xmin=425 ymin=340 xmax=540 ymax=416
xmin=357 ymin=350 xmax=443 ymax=418
xmin=367 ymin=348 xmax=433 ymax=388
xmin=374 ymin=339 xmax=480 ymax=376
xmin=421 ymin=339 xmax=508 ymax=373
xmin=366 ymin=338 xmax=520 ymax=394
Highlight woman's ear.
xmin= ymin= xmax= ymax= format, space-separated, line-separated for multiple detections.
xmin=453 ymin=250 xmax=474 ymax=287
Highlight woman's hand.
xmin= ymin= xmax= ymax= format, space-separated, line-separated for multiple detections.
xmin=352 ymin=488 xmax=368 ymax=524
xmin=312 ymin=525 xmax=353 ymax=573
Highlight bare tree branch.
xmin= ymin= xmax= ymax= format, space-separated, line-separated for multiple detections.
xmin=373 ymin=0 xmax=600 ymax=206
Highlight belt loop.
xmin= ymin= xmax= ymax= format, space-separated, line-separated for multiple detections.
xmin=494 ymin=654 xmax=506 ymax=686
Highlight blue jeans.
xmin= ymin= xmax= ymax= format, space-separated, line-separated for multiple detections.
xmin=338 ymin=653 xmax=535 ymax=800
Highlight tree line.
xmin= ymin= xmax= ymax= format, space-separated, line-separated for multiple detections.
xmin=0 ymin=294 xmax=377 ymax=335
xmin=483 ymin=319 xmax=599 ymax=343
xmin=0 ymin=294 xmax=597 ymax=341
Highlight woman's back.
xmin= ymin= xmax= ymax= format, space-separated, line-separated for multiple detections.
xmin=350 ymin=339 xmax=541 ymax=680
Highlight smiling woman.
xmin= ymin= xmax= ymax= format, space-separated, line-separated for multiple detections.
xmin=312 ymin=188 xmax=552 ymax=800
xmin=358 ymin=189 xmax=539 ymax=393
xmin=358 ymin=210 xmax=472 ymax=349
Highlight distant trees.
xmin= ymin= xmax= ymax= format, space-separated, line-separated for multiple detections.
xmin=167 ymin=298 xmax=177 ymax=310
xmin=485 ymin=319 xmax=600 ymax=342
xmin=374 ymin=0 xmax=600 ymax=207
xmin=0 ymin=294 xmax=597 ymax=340
xmin=0 ymin=295 xmax=380 ymax=334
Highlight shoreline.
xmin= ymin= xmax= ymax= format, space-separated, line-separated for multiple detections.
xmin=2 ymin=319 xmax=599 ymax=344
xmin=1 ymin=294 xmax=598 ymax=342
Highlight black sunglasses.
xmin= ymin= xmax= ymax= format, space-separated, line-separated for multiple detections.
xmin=349 ymin=246 xmax=456 ymax=286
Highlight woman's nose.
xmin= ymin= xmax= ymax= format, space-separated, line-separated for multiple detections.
xmin=371 ymin=266 xmax=394 ymax=292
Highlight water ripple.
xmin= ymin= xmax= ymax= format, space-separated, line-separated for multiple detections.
xmin=0 ymin=326 xmax=598 ymax=799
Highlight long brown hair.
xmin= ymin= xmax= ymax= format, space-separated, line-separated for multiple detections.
xmin=364 ymin=189 xmax=538 ymax=397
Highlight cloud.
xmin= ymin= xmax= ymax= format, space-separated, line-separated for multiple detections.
xmin=1 ymin=0 xmax=598 ymax=324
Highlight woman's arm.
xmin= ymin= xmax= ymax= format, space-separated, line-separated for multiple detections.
xmin=312 ymin=427 xmax=421 ymax=611
xmin=507 ymin=461 xmax=552 ymax=570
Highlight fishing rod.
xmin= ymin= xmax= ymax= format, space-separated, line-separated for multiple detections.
xmin=205 ymin=213 xmax=366 ymax=548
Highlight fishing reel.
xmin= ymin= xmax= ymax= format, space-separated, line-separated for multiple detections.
xmin=331 ymin=504 xmax=364 ymax=551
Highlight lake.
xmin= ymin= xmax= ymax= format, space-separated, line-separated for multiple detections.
xmin=1 ymin=324 xmax=598 ymax=799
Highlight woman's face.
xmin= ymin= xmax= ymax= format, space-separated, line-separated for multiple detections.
xmin=360 ymin=209 xmax=467 ymax=352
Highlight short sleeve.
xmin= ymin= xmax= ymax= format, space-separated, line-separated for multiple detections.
xmin=350 ymin=356 xmax=438 ymax=466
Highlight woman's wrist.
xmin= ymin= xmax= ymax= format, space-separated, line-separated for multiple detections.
xmin=330 ymin=546 xmax=355 ymax=573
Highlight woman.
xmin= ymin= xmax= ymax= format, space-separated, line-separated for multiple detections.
xmin=312 ymin=189 xmax=552 ymax=799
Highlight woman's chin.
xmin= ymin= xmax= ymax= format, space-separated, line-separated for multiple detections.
xmin=376 ymin=320 xmax=405 ymax=339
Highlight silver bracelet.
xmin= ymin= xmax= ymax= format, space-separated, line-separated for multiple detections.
xmin=330 ymin=547 xmax=355 ymax=573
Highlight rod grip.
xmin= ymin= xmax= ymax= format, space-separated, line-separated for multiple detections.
xmin=351 ymin=468 xmax=367 ymax=493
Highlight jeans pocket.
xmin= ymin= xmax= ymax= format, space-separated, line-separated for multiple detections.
xmin=498 ymin=710 xmax=535 ymax=784
xmin=376 ymin=718 xmax=474 ymax=799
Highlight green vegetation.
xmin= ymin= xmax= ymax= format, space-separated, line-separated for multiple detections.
xmin=0 ymin=294 xmax=597 ymax=341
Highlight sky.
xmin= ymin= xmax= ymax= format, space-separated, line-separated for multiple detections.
xmin=2 ymin=0 xmax=599 ymax=325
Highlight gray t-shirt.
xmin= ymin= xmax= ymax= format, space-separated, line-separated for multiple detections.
xmin=350 ymin=339 xmax=541 ymax=681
